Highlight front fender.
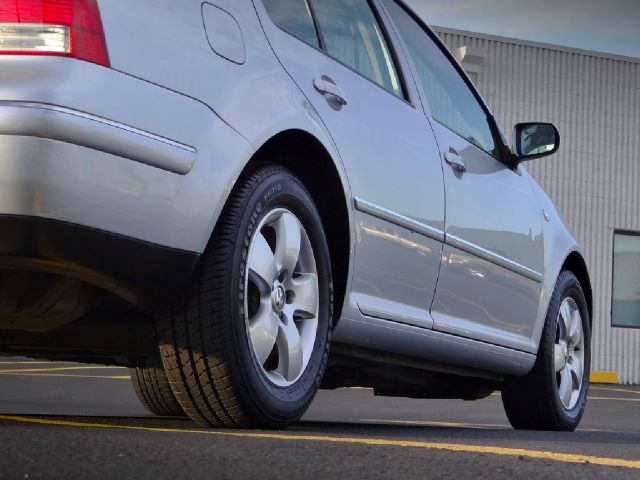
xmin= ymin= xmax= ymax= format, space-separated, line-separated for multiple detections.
xmin=528 ymin=177 xmax=591 ymax=353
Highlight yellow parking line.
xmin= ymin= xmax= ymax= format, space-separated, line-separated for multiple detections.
xmin=589 ymin=396 xmax=640 ymax=402
xmin=0 ymin=361 xmax=77 ymax=365
xmin=361 ymin=418 xmax=508 ymax=429
xmin=1 ymin=415 xmax=639 ymax=470
xmin=0 ymin=372 xmax=129 ymax=380
xmin=591 ymin=386 xmax=640 ymax=396
xmin=0 ymin=366 xmax=125 ymax=374
xmin=362 ymin=418 xmax=608 ymax=433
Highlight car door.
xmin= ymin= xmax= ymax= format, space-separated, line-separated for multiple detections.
xmin=382 ymin=0 xmax=544 ymax=351
xmin=255 ymin=0 xmax=445 ymax=328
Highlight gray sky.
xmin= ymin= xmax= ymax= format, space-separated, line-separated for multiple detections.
xmin=404 ymin=0 xmax=640 ymax=59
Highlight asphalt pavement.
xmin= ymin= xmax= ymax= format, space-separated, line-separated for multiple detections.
xmin=1 ymin=358 xmax=639 ymax=479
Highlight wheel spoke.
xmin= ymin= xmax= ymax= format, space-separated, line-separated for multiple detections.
xmin=249 ymin=307 xmax=279 ymax=365
xmin=289 ymin=273 xmax=318 ymax=320
xmin=248 ymin=232 xmax=277 ymax=294
xmin=569 ymin=309 xmax=582 ymax=346
xmin=558 ymin=367 xmax=573 ymax=407
xmin=569 ymin=358 xmax=583 ymax=389
xmin=273 ymin=212 xmax=302 ymax=276
xmin=558 ymin=301 xmax=571 ymax=340
xmin=275 ymin=319 xmax=304 ymax=382
xmin=554 ymin=344 xmax=566 ymax=372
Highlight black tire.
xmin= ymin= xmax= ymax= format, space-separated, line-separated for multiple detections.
xmin=157 ymin=164 xmax=333 ymax=429
xmin=501 ymin=270 xmax=591 ymax=431
xmin=130 ymin=367 xmax=185 ymax=417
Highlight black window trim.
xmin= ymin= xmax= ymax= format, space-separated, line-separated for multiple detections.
xmin=611 ymin=229 xmax=640 ymax=330
xmin=260 ymin=0 xmax=414 ymax=107
xmin=303 ymin=0 xmax=325 ymax=50
xmin=381 ymin=0 xmax=513 ymax=165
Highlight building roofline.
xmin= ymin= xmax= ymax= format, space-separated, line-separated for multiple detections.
xmin=432 ymin=26 xmax=640 ymax=65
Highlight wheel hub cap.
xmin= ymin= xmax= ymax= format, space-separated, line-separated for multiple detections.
xmin=272 ymin=284 xmax=286 ymax=312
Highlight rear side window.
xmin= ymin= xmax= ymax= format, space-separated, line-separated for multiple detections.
xmin=311 ymin=0 xmax=403 ymax=98
xmin=383 ymin=0 xmax=497 ymax=156
xmin=262 ymin=0 xmax=320 ymax=48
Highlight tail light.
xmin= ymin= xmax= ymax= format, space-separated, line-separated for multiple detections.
xmin=0 ymin=0 xmax=109 ymax=66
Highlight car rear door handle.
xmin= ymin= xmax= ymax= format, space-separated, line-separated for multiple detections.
xmin=313 ymin=77 xmax=348 ymax=106
xmin=444 ymin=149 xmax=466 ymax=173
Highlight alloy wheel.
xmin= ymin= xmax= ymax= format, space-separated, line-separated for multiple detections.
xmin=554 ymin=297 xmax=585 ymax=410
xmin=245 ymin=208 xmax=319 ymax=387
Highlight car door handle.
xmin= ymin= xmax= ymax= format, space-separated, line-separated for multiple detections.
xmin=313 ymin=77 xmax=348 ymax=106
xmin=444 ymin=149 xmax=466 ymax=173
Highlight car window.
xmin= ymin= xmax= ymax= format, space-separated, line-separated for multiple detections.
xmin=383 ymin=0 xmax=497 ymax=156
xmin=310 ymin=0 xmax=404 ymax=99
xmin=262 ymin=0 xmax=320 ymax=48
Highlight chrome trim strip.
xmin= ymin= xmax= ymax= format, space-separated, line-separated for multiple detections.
xmin=352 ymin=292 xmax=433 ymax=328
xmin=359 ymin=304 xmax=428 ymax=326
xmin=353 ymin=197 xmax=445 ymax=242
xmin=446 ymin=234 xmax=543 ymax=283
xmin=0 ymin=101 xmax=196 ymax=174
xmin=353 ymin=200 xmax=542 ymax=282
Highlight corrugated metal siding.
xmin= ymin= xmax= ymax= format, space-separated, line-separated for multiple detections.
xmin=435 ymin=29 xmax=640 ymax=384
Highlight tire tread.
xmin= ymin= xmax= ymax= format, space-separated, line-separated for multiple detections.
xmin=130 ymin=366 xmax=184 ymax=417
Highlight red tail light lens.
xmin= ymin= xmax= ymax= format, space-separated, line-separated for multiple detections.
xmin=0 ymin=0 xmax=109 ymax=66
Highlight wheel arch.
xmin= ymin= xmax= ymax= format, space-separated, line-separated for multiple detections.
xmin=531 ymin=246 xmax=593 ymax=354
xmin=561 ymin=250 xmax=593 ymax=328
xmin=245 ymin=129 xmax=352 ymax=322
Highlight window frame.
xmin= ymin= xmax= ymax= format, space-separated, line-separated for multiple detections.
xmin=261 ymin=0 xmax=323 ymax=49
xmin=611 ymin=229 xmax=640 ymax=329
xmin=379 ymin=0 xmax=512 ymax=164
xmin=260 ymin=0 xmax=413 ymax=105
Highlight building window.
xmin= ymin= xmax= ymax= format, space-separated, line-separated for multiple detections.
xmin=612 ymin=231 xmax=640 ymax=328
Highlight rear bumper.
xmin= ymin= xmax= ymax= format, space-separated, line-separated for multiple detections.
xmin=0 ymin=56 xmax=254 ymax=306
xmin=0 ymin=101 xmax=196 ymax=175
xmin=0 ymin=56 xmax=253 ymax=253
xmin=0 ymin=214 xmax=199 ymax=307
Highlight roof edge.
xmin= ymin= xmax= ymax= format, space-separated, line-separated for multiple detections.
xmin=432 ymin=26 xmax=640 ymax=65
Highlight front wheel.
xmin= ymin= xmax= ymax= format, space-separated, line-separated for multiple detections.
xmin=502 ymin=270 xmax=591 ymax=431
xmin=158 ymin=164 xmax=333 ymax=429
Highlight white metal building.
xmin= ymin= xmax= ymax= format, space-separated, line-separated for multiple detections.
xmin=434 ymin=27 xmax=640 ymax=384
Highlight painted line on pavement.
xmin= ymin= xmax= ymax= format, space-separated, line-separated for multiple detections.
xmin=591 ymin=386 xmax=640 ymax=396
xmin=589 ymin=396 xmax=640 ymax=402
xmin=0 ymin=366 xmax=125 ymax=374
xmin=0 ymin=361 xmax=77 ymax=365
xmin=1 ymin=415 xmax=639 ymax=470
xmin=360 ymin=418 xmax=509 ymax=429
xmin=361 ymin=418 xmax=608 ymax=433
xmin=0 ymin=373 xmax=129 ymax=380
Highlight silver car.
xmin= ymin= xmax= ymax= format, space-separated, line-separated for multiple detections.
xmin=0 ymin=0 xmax=591 ymax=431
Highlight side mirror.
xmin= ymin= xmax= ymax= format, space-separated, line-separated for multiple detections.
xmin=513 ymin=122 xmax=560 ymax=160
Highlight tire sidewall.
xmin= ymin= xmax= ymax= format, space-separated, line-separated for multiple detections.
xmin=230 ymin=168 xmax=332 ymax=421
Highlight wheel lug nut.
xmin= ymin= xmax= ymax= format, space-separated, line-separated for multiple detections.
xmin=286 ymin=290 xmax=295 ymax=304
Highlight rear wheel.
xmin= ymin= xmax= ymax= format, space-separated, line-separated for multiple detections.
xmin=501 ymin=270 xmax=591 ymax=431
xmin=158 ymin=164 xmax=332 ymax=428
xmin=130 ymin=367 xmax=185 ymax=417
